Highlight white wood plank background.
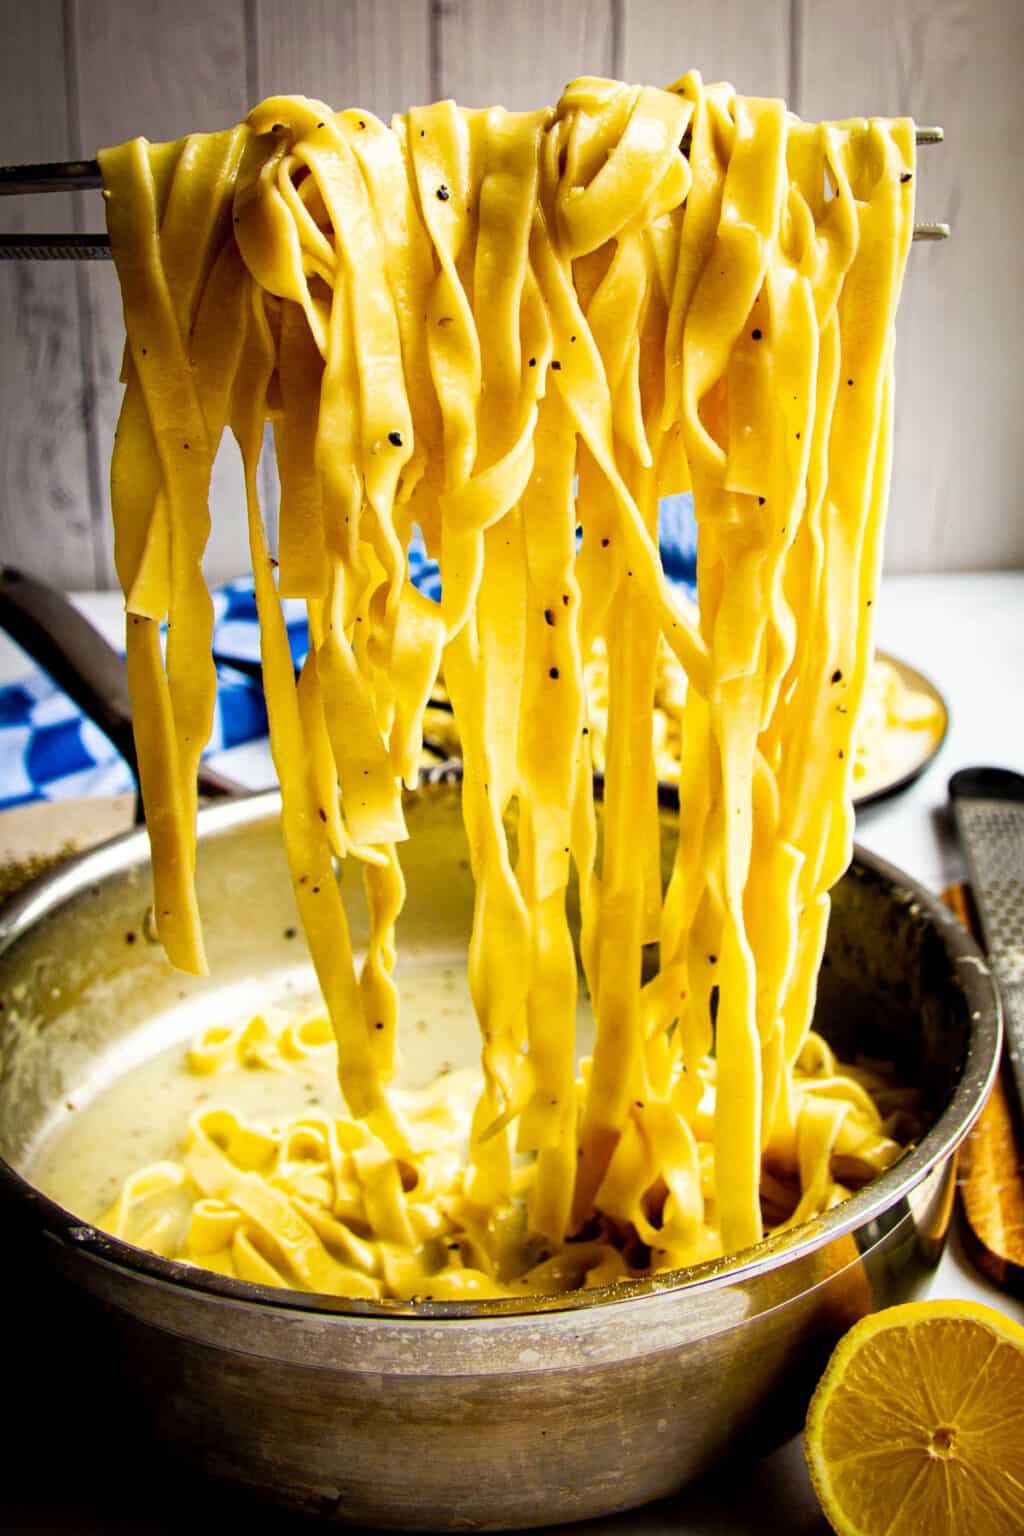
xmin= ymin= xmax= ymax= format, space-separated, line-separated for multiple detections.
xmin=0 ymin=0 xmax=1020 ymax=588
xmin=620 ymin=0 xmax=789 ymax=99
xmin=436 ymin=0 xmax=615 ymax=108
xmin=0 ymin=1 xmax=97 ymax=587
xmin=253 ymin=0 xmax=431 ymax=116
xmin=797 ymin=0 xmax=1024 ymax=574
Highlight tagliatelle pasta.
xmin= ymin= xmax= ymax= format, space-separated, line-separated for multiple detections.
xmin=97 ymin=71 xmax=917 ymax=1297
xmin=99 ymin=1009 xmax=916 ymax=1298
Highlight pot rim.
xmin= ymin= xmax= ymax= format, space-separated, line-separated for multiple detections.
xmin=0 ymin=787 xmax=1002 ymax=1323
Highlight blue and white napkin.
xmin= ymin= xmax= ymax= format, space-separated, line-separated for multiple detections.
xmin=0 ymin=496 xmax=697 ymax=808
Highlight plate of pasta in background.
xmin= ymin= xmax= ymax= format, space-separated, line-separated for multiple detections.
xmin=420 ymin=632 xmax=950 ymax=807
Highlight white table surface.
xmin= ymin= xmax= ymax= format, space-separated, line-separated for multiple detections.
xmin=1 ymin=571 xmax=1022 ymax=1535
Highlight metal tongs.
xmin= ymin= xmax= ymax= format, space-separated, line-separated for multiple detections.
xmin=0 ymin=129 xmax=950 ymax=258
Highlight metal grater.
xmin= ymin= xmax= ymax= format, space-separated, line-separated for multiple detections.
xmin=949 ymin=767 xmax=1024 ymax=1141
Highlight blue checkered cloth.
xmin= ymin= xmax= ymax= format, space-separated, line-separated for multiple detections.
xmin=0 ymin=495 xmax=697 ymax=808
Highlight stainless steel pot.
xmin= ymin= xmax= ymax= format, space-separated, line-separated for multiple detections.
xmin=0 ymin=785 xmax=1001 ymax=1529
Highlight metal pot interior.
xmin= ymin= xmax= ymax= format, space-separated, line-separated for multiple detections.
xmin=0 ymin=782 xmax=1001 ymax=1312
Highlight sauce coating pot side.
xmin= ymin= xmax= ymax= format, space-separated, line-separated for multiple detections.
xmin=0 ymin=785 xmax=1001 ymax=1529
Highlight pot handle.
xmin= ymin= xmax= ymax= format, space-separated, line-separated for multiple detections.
xmin=0 ymin=568 xmax=245 ymax=810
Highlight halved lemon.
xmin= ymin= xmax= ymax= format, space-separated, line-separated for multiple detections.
xmin=804 ymin=1298 xmax=1024 ymax=1535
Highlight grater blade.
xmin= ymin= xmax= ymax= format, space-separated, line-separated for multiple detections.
xmin=949 ymin=767 xmax=1024 ymax=1147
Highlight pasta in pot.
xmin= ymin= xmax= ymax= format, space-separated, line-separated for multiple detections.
xmin=97 ymin=72 xmax=916 ymax=1296
xmin=98 ymin=1009 xmax=916 ymax=1299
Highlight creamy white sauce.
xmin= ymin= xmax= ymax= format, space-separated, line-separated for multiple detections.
xmin=27 ymin=954 xmax=594 ymax=1226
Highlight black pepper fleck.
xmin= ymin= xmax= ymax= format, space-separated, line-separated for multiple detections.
xmin=318 ymin=808 xmax=327 ymax=822
xmin=284 ymin=926 xmax=297 ymax=939
xmin=358 ymin=120 xmax=366 ymax=129
xmin=375 ymin=1020 xmax=384 ymax=1030
xmin=601 ymin=537 xmax=610 ymax=547
xmin=436 ymin=184 xmax=450 ymax=201
xmin=551 ymin=360 xmax=562 ymax=370
xmin=832 ymin=669 xmax=843 ymax=683
xmin=549 ymin=667 xmax=560 ymax=679
xmin=544 ymin=608 xmax=555 ymax=625
xmin=900 ymin=172 xmax=913 ymax=184
xmin=758 ymin=496 xmax=765 ymax=505
xmin=752 ymin=328 xmax=762 ymax=341
xmin=388 ymin=430 xmax=403 ymax=446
